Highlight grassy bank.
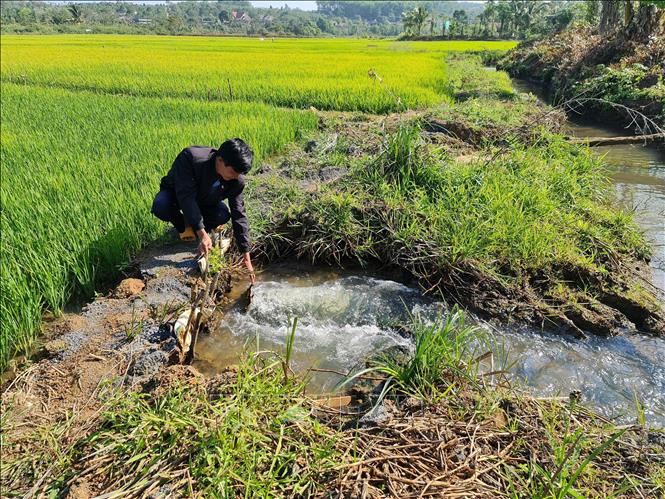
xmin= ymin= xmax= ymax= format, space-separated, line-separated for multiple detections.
xmin=243 ymin=94 xmax=661 ymax=336
xmin=0 ymin=84 xmax=317 ymax=369
xmin=3 ymin=313 xmax=663 ymax=497
xmin=498 ymin=26 xmax=665 ymax=127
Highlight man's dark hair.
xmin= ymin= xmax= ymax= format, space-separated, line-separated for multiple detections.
xmin=216 ymin=138 xmax=253 ymax=174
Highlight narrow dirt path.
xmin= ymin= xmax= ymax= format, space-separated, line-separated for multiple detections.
xmin=2 ymin=240 xmax=199 ymax=447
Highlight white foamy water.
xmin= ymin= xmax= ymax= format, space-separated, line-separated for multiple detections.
xmin=195 ymin=272 xmax=444 ymax=391
xmin=196 ymin=268 xmax=665 ymax=426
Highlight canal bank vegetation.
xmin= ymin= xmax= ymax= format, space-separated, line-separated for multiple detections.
xmin=499 ymin=1 xmax=665 ymax=128
xmin=245 ymin=87 xmax=663 ymax=337
xmin=3 ymin=311 xmax=664 ymax=497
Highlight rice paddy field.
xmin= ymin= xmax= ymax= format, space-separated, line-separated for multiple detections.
xmin=1 ymin=35 xmax=516 ymax=112
xmin=0 ymin=35 xmax=516 ymax=369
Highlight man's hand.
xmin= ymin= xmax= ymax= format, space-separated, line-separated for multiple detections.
xmin=243 ymin=252 xmax=255 ymax=284
xmin=196 ymin=229 xmax=212 ymax=256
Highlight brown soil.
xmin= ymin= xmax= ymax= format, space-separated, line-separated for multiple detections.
xmin=499 ymin=26 xmax=665 ymax=128
xmin=112 ymin=277 xmax=145 ymax=298
xmin=1 ymin=241 xmax=201 ymax=485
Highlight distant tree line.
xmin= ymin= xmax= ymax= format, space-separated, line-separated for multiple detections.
xmin=0 ymin=1 xmax=483 ymax=37
xmin=401 ymin=0 xmax=665 ymax=41
xmin=402 ymin=1 xmax=586 ymax=40
xmin=6 ymin=1 xmax=657 ymax=41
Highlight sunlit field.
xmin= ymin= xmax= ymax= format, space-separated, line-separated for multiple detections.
xmin=0 ymin=83 xmax=316 ymax=367
xmin=1 ymin=35 xmax=516 ymax=112
xmin=0 ymin=34 xmax=516 ymax=367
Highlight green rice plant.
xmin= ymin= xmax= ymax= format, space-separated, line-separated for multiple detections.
xmin=0 ymin=36 xmax=516 ymax=113
xmin=0 ymin=84 xmax=317 ymax=369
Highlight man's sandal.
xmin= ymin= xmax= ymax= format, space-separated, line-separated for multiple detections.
xmin=179 ymin=225 xmax=196 ymax=242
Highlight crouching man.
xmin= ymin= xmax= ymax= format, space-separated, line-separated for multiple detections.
xmin=151 ymin=138 xmax=255 ymax=282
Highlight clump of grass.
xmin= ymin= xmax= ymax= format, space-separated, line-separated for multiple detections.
xmin=346 ymin=308 xmax=482 ymax=403
xmin=3 ymin=356 xmax=346 ymax=497
xmin=124 ymin=304 xmax=144 ymax=342
xmin=288 ymin=121 xmax=647 ymax=279
xmin=206 ymin=245 xmax=230 ymax=274
xmin=505 ymin=399 xmax=632 ymax=499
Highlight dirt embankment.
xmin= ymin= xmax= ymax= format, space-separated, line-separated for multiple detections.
xmin=498 ymin=26 xmax=665 ymax=129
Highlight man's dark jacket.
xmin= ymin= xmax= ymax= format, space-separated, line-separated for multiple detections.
xmin=160 ymin=146 xmax=250 ymax=253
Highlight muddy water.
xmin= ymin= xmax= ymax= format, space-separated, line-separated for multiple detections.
xmin=196 ymin=79 xmax=665 ymax=425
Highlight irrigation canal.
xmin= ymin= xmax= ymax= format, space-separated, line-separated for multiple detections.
xmin=196 ymin=79 xmax=665 ymax=426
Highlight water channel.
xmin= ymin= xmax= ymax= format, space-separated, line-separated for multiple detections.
xmin=196 ymin=80 xmax=665 ymax=426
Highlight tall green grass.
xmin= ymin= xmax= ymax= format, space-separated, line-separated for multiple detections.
xmin=344 ymin=308 xmax=483 ymax=403
xmin=0 ymin=84 xmax=317 ymax=368
xmin=286 ymin=122 xmax=648 ymax=279
xmin=0 ymin=36 xmax=516 ymax=113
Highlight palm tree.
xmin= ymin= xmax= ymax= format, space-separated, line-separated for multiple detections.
xmin=68 ymin=4 xmax=82 ymax=24
xmin=452 ymin=9 xmax=469 ymax=37
xmin=482 ymin=0 xmax=497 ymax=36
xmin=412 ymin=7 xmax=428 ymax=36
xmin=495 ymin=1 xmax=512 ymax=38
xmin=402 ymin=6 xmax=429 ymax=37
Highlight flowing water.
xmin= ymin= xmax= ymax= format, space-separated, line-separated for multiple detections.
xmin=195 ymin=265 xmax=446 ymax=393
xmin=196 ymin=79 xmax=665 ymax=425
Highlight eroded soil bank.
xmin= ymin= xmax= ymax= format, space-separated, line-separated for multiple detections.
xmin=498 ymin=25 xmax=665 ymax=129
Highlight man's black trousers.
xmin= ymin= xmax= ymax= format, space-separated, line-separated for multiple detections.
xmin=151 ymin=188 xmax=230 ymax=233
